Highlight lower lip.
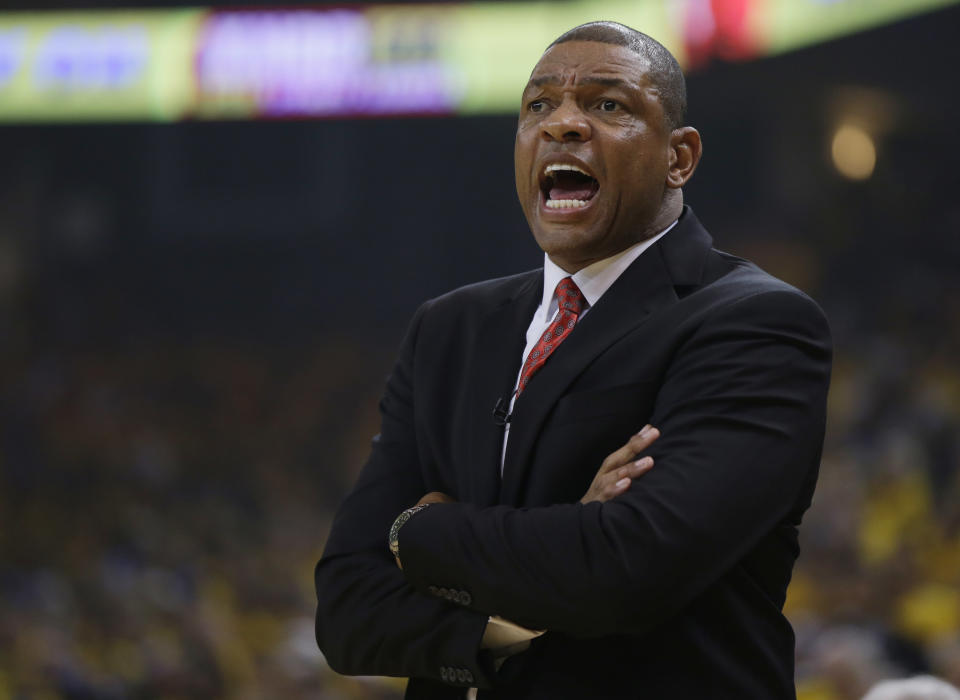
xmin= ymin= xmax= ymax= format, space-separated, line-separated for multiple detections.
xmin=539 ymin=191 xmax=597 ymax=217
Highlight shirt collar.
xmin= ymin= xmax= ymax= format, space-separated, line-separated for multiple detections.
xmin=538 ymin=219 xmax=679 ymax=322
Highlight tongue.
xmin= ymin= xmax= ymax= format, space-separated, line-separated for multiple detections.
xmin=549 ymin=171 xmax=597 ymax=201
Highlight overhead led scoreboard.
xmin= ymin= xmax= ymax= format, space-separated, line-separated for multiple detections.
xmin=0 ymin=0 xmax=955 ymax=122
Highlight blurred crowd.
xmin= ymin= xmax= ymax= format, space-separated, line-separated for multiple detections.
xmin=737 ymin=194 xmax=960 ymax=698
xmin=789 ymin=321 xmax=960 ymax=698
xmin=0 ymin=336 xmax=406 ymax=698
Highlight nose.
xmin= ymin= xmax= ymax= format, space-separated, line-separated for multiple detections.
xmin=541 ymin=96 xmax=591 ymax=142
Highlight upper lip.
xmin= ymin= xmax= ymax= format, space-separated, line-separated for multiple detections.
xmin=537 ymin=155 xmax=598 ymax=192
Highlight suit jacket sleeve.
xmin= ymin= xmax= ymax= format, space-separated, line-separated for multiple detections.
xmin=396 ymin=289 xmax=832 ymax=637
xmin=314 ymin=301 xmax=494 ymax=688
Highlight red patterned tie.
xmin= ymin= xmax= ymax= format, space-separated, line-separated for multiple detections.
xmin=516 ymin=277 xmax=586 ymax=396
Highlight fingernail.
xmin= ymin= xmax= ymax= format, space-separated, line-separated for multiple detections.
xmin=637 ymin=424 xmax=651 ymax=435
xmin=635 ymin=457 xmax=652 ymax=468
xmin=615 ymin=477 xmax=630 ymax=489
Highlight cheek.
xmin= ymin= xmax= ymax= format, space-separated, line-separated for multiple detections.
xmin=513 ymin=137 xmax=535 ymax=199
xmin=603 ymin=133 xmax=647 ymax=184
xmin=621 ymin=140 xmax=669 ymax=186
xmin=513 ymin=163 xmax=529 ymax=202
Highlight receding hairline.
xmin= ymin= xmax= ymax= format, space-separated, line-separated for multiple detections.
xmin=546 ymin=21 xmax=676 ymax=63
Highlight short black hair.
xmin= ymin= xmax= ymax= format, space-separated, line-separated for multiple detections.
xmin=547 ymin=21 xmax=687 ymax=130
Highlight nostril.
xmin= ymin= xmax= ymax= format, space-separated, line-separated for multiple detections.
xmin=542 ymin=117 xmax=589 ymax=141
xmin=556 ymin=127 xmax=589 ymax=143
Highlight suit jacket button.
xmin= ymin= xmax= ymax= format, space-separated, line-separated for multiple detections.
xmin=459 ymin=591 xmax=472 ymax=606
xmin=428 ymin=585 xmax=439 ymax=596
xmin=443 ymin=588 xmax=454 ymax=601
xmin=440 ymin=666 xmax=448 ymax=682
xmin=465 ymin=670 xmax=474 ymax=684
xmin=456 ymin=669 xmax=466 ymax=683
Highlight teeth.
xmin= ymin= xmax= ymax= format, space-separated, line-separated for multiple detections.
xmin=546 ymin=199 xmax=589 ymax=209
xmin=543 ymin=163 xmax=592 ymax=177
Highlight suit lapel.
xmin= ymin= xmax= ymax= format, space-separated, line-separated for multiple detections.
xmin=499 ymin=208 xmax=714 ymax=505
xmin=463 ymin=272 xmax=542 ymax=507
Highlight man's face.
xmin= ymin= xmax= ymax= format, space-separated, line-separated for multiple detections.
xmin=514 ymin=40 xmax=675 ymax=271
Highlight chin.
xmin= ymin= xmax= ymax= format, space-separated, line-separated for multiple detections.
xmin=532 ymin=225 xmax=607 ymax=266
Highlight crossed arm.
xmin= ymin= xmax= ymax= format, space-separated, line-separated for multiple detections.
xmin=315 ymin=289 xmax=831 ymax=686
xmin=397 ymin=428 xmax=661 ymax=666
xmin=315 ymin=418 xmax=660 ymax=683
xmin=412 ymin=426 xmax=659 ymax=513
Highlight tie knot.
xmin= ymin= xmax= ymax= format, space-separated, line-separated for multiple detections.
xmin=555 ymin=277 xmax=585 ymax=315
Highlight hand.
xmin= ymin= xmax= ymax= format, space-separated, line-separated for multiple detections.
xmin=580 ymin=425 xmax=660 ymax=504
xmin=416 ymin=491 xmax=456 ymax=505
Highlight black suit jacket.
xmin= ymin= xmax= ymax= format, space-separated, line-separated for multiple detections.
xmin=315 ymin=208 xmax=832 ymax=699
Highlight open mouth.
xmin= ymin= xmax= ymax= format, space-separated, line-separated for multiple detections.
xmin=540 ymin=163 xmax=599 ymax=209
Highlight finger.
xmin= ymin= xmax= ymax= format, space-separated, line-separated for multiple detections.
xmin=605 ymin=457 xmax=653 ymax=497
xmin=625 ymin=426 xmax=661 ymax=457
xmin=599 ymin=425 xmax=655 ymax=474
xmin=605 ymin=475 xmax=632 ymax=499
xmin=630 ymin=456 xmax=654 ymax=476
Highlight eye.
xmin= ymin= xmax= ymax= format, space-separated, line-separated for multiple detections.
xmin=599 ymin=99 xmax=619 ymax=112
xmin=529 ymin=100 xmax=546 ymax=113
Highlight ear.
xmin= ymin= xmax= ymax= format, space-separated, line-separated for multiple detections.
xmin=666 ymin=127 xmax=702 ymax=189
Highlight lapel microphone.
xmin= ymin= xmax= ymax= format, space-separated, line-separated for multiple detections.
xmin=492 ymin=397 xmax=512 ymax=426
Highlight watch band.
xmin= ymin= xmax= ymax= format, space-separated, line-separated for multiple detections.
xmin=388 ymin=503 xmax=432 ymax=561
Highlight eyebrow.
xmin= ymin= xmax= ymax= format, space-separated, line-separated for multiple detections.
xmin=527 ymin=75 xmax=633 ymax=90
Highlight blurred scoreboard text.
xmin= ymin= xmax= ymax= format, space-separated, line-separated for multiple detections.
xmin=0 ymin=0 xmax=954 ymax=122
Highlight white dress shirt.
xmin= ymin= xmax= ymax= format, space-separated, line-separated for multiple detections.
xmin=500 ymin=220 xmax=677 ymax=472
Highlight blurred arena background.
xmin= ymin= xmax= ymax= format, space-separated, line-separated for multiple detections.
xmin=0 ymin=0 xmax=958 ymax=697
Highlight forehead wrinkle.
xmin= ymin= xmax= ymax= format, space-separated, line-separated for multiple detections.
xmin=579 ymin=76 xmax=636 ymax=89
xmin=526 ymin=74 xmax=643 ymax=92
xmin=526 ymin=59 xmax=653 ymax=93
xmin=528 ymin=74 xmax=562 ymax=88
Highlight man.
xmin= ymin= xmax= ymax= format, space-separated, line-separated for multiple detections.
xmin=315 ymin=21 xmax=831 ymax=699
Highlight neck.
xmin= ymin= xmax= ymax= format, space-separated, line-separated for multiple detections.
xmin=651 ymin=189 xmax=683 ymax=236
xmin=549 ymin=192 xmax=683 ymax=273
